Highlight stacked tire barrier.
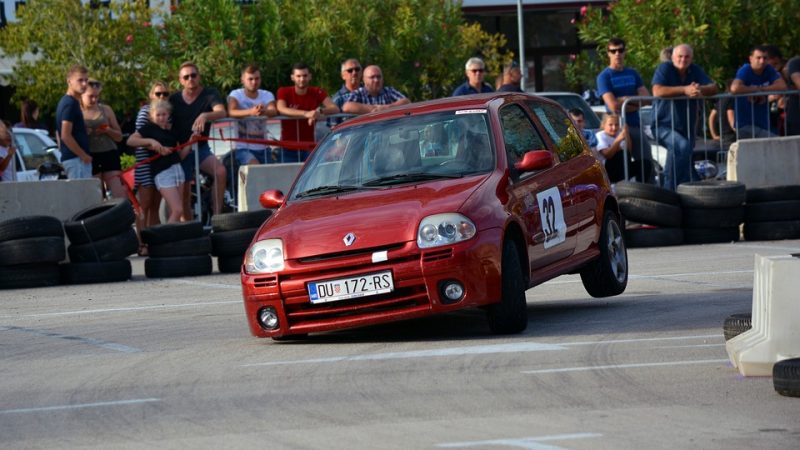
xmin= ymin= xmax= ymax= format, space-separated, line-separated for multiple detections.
xmin=743 ymin=185 xmax=800 ymax=241
xmin=142 ymin=221 xmax=213 ymax=278
xmin=0 ymin=216 xmax=65 ymax=289
xmin=677 ymin=181 xmax=745 ymax=244
xmin=211 ymin=210 xmax=273 ymax=273
xmin=62 ymin=200 xmax=136 ymax=284
xmin=616 ymin=181 xmax=684 ymax=248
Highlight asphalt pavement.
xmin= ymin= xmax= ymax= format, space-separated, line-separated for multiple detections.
xmin=1 ymin=239 xmax=799 ymax=449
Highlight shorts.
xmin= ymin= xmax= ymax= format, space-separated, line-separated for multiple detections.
xmin=62 ymin=158 xmax=93 ymax=180
xmin=180 ymin=141 xmax=213 ymax=181
xmin=91 ymin=151 xmax=122 ymax=175
xmin=154 ymin=164 xmax=185 ymax=189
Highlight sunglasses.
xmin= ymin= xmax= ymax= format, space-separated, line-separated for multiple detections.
xmin=345 ymin=67 xmax=361 ymax=73
xmin=470 ymin=68 xmax=485 ymax=73
xmin=182 ymin=73 xmax=198 ymax=80
xmin=607 ymin=47 xmax=625 ymax=54
xmin=154 ymin=91 xmax=169 ymax=98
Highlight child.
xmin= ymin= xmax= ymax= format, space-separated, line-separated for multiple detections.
xmin=127 ymin=101 xmax=190 ymax=223
xmin=594 ymin=113 xmax=629 ymax=183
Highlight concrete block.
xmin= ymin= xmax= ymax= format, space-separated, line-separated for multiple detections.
xmin=727 ymin=136 xmax=800 ymax=187
xmin=726 ymin=254 xmax=800 ymax=376
xmin=237 ymin=163 xmax=303 ymax=211
xmin=0 ymin=179 xmax=104 ymax=222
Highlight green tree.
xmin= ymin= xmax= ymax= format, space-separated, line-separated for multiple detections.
xmin=566 ymin=0 xmax=800 ymax=92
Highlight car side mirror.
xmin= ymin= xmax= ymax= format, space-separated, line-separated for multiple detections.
xmin=514 ymin=150 xmax=553 ymax=172
xmin=259 ymin=189 xmax=285 ymax=209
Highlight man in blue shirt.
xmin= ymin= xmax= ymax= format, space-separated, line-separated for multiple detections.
xmin=652 ymin=44 xmax=718 ymax=190
xmin=731 ymin=45 xmax=787 ymax=138
xmin=56 ymin=65 xmax=92 ymax=179
xmin=451 ymin=57 xmax=494 ymax=96
xmin=596 ymin=37 xmax=652 ymax=182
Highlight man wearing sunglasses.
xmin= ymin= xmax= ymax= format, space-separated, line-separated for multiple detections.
xmin=228 ymin=64 xmax=278 ymax=165
xmin=596 ymin=37 xmax=653 ymax=182
xmin=169 ymin=61 xmax=228 ymax=220
xmin=331 ymin=59 xmax=363 ymax=123
xmin=451 ymin=57 xmax=494 ymax=96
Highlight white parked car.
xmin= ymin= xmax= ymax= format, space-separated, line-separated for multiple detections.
xmin=10 ymin=128 xmax=61 ymax=181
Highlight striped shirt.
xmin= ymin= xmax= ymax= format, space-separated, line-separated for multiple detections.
xmin=344 ymin=86 xmax=406 ymax=105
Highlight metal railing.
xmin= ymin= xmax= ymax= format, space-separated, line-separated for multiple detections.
xmin=619 ymin=89 xmax=800 ymax=189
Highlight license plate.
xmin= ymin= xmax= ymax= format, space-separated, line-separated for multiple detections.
xmin=308 ymin=271 xmax=394 ymax=304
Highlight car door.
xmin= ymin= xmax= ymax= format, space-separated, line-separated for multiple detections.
xmin=527 ymin=100 xmax=602 ymax=254
xmin=498 ymin=103 xmax=574 ymax=272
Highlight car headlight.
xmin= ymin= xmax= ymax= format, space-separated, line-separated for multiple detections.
xmin=245 ymin=239 xmax=284 ymax=274
xmin=417 ymin=213 xmax=476 ymax=249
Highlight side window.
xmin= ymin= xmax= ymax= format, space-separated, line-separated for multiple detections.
xmin=498 ymin=104 xmax=546 ymax=167
xmin=529 ymin=102 xmax=585 ymax=162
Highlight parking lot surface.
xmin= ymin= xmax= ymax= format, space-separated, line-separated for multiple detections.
xmin=2 ymin=240 xmax=799 ymax=449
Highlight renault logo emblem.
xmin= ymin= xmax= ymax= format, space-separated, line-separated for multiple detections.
xmin=343 ymin=232 xmax=356 ymax=246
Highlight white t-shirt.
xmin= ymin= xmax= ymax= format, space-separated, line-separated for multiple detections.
xmin=594 ymin=130 xmax=626 ymax=163
xmin=0 ymin=146 xmax=15 ymax=182
xmin=228 ymin=88 xmax=276 ymax=151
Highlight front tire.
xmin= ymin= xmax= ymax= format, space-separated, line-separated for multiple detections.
xmin=581 ymin=210 xmax=628 ymax=297
xmin=487 ymin=239 xmax=528 ymax=334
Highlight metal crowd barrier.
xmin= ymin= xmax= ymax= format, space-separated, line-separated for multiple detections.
xmin=619 ymin=89 xmax=800 ymax=188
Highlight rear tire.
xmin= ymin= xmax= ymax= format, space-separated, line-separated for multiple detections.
xmin=581 ymin=210 xmax=628 ymax=297
xmin=487 ymin=239 xmax=528 ymax=334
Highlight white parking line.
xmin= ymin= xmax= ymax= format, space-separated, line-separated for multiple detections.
xmin=0 ymin=326 xmax=141 ymax=353
xmin=0 ymin=398 xmax=161 ymax=415
xmin=0 ymin=300 xmax=241 ymax=320
xmin=437 ymin=433 xmax=603 ymax=449
xmin=521 ymin=359 xmax=729 ymax=374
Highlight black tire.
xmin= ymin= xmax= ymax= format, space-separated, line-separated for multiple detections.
xmin=683 ymin=227 xmax=740 ymax=244
xmin=746 ymin=185 xmax=800 ymax=203
xmin=145 ymin=255 xmax=213 ymax=278
xmin=683 ymin=206 xmax=744 ymax=228
xmin=141 ymin=221 xmax=205 ymax=245
xmin=723 ymin=313 xmax=752 ymax=341
xmin=148 ymin=236 xmax=212 ymax=258
xmin=64 ymin=200 xmax=136 ymax=245
xmin=60 ymin=260 xmax=132 ymax=285
xmin=211 ymin=228 xmax=259 ymax=257
xmin=619 ymin=197 xmax=682 ymax=228
xmin=677 ymin=180 xmax=746 ymax=208
xmin=773 ymin=358 xmax=800 ymax=398
xmin=67 ymin=228 xmax=139 ymax=263
xmin=0 ymin=263 xmax=60 ymax=289
xmin=487 ymin=239 xmax=528 ymax=334
xmin=217 ymin=255 xmax=243 ymax=273
xmin=614 ymin=180 xmax=681 ymax=206
xmin=744 ymin=200 xmax=800 ymax=223
xmin=0 ymin=236 xmax=66 ymax=266
xmin=624 ymin=227 xmax=683 ymax=248
xmin=743 ymin=220 xmax=800 ymax=241
xmin=211 ymin=210 xmax=273 ymax=232
xmin=0 ymin=216 xmax=64 ymax=242
xmin=580 ymin=210 xmax=628 ymax=297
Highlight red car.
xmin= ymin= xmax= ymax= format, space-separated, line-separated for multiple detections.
xmin=241 ymin=93 xmax=627 ymax=339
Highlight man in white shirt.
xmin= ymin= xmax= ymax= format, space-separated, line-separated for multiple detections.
xmin=228 ymin=64 xmax=278 ymax=164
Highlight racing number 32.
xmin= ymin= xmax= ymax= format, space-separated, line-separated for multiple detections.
xmin=536 ymin=186 xmax=566 ymax=249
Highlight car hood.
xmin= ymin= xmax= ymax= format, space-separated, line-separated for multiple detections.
xmin=258 ymin=176 xmax=488 ymax=260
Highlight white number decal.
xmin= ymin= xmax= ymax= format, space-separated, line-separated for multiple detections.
xmin=536 ymin=187 xmax=566 ymax=248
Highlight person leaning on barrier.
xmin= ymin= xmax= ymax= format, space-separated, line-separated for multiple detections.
xmin=276 ymin=62 xmax=339 ymax=163
xmin=708 ymin=79 xmax=737 ymax=152
xmin=451 ymin=57 xmax=494 ymax=96
xmin=730 ymin=45 xmax=787 ymax=138
xmin=596 ymin=37 xmax=653 ymax=182
xmin=783 ymin=55 xmax=800 ymax=136
xmin=228 ymin=64 xmax=278 ymax=165
xmin=651 ymin=44 xmax=718 ymax=190
xmin=342 ymin=65 xmax=410 ymax=115
xmin=497 ymin=61 xmax=523 ymax=93
xmin=330 ymin=58 xmax=363 ymax=126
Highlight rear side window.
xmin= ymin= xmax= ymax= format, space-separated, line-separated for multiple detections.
xmin=499 ymin=104 xmax=546 ymax=166
xmin=528 ymin=101 xmax=585 ymax=162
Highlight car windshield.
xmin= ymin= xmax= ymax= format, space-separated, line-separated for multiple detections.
xmin=289 ymin=111 xmax=494 ymax=200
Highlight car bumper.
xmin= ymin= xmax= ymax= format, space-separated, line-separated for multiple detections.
xmin=240 ymin=228 xmax=503 ymax=338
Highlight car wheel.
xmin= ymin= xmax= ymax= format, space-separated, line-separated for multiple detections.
xmin=723 ymin=313 xmax=752 ymax=341
xmin=487 ymin=239 xmax=528 ymax=335
xmin=774 ymin=358 xmax=800 ymax=398
xmin=581 ymin=210 xmax=628 ymax=298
